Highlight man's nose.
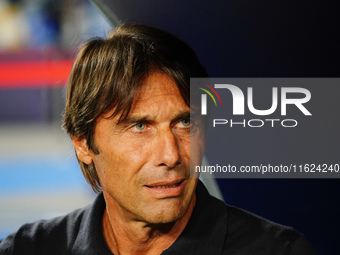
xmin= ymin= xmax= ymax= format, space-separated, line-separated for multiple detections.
xmin=154 ymin=128 xmax=182 ymax=169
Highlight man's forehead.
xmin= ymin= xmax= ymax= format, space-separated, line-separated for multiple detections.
xmin=101 ymin=72 xmax=189 ymax=122
xmin=133 ymin=72 xmax=183 ymax=102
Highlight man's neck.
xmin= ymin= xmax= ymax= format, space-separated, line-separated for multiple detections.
xmin=102 ymin=194 xmax=196 ymax=255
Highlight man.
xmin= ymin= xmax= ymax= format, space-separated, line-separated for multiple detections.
xmin=0 ymin=24 xmax=316 ymax=254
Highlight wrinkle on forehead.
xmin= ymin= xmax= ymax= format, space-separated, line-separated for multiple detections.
xmin=101 ymin=72 xmax=187 ymax=122
xmin=127 ymin=72 xmax=188 ymax=123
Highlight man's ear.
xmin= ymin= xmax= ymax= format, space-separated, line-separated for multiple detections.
xmin=72 ymin=137 xmax=94 ymax=165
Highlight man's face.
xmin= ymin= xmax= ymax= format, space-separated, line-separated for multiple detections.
xmin=79 ymin=72 xmax=205 ymax=224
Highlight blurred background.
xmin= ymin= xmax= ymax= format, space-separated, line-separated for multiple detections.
xmin=0 ymin=0 xmax=112 ymax=240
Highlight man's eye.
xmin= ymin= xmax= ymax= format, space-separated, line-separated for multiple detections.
xmin=134 ymin=123 xmax=146 ymax=131
xmin=181 ymin=119 xmax=190 ymax=127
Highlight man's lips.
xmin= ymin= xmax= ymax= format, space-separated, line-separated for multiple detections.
xmin=143 ymin=180 xmax=186 ymax=197
xmin=145 ymin=179 xmax=184 ymax=188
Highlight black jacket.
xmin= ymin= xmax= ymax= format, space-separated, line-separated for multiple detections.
xmin=0 ymin=181 xmax=317 ymax=254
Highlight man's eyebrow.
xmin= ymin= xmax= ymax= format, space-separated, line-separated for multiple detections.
xmin=116 ymin=111 xmax=192 ymax=125
xmin=117 ymin=115 xmax=151 ymax=125
xmin=173 ymin=111 xmax=190 ymax=121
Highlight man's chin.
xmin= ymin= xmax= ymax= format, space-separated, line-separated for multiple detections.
xmin=142 ymin=194 xmax=196 ymax=226
xmin=143 ymin=205 xmax=187 ymax=225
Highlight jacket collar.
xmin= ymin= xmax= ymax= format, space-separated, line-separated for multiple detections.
xmin=72 ymin=180 xmax=228 ymax=254
xmin=72 ymin=192 xmax=112 ymax=255
xmin=162 ymin=180 xmax=228 ymax=254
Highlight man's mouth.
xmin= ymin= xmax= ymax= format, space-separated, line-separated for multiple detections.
xmin=144 ymin=180 xmax=186 ymax=197
xmin=146 ymin=181 xmax=182 ymax=189
xmin=145 ymin=180 xmax=183 ymax=189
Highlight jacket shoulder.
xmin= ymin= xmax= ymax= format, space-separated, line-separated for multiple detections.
xmin=224 ymin=205 xmax=317 ymax=255
xmin=0 ymin=205 xmax=89 ymax=255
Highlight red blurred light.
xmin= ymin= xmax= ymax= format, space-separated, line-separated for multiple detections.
xmin=0 ymin=59 xmax=73 ymax=88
